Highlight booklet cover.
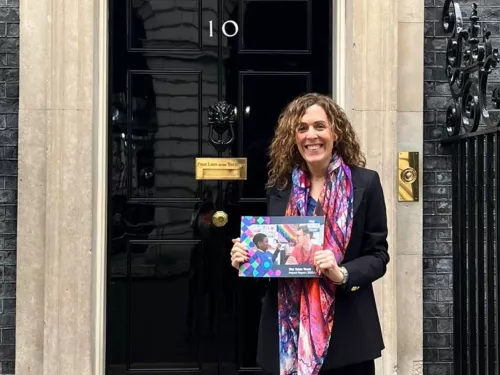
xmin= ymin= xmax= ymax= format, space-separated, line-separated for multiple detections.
xmin=238 ymin=216 xmax=325 ymax=278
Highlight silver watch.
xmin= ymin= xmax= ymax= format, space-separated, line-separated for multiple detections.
xmin=335 ymin=266 xmax=348 ymax=285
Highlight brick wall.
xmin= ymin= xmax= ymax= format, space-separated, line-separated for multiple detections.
xmin=0 ymin=0 xmax=17 ymax=373
xmin=424 ymin=1 xmax=455 ymax=374
xmin=425 ymin=1 xmax=500 ymax=373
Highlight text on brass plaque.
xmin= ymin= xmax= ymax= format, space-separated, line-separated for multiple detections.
xmin=195 ymin=158 xmax=247 ymax=180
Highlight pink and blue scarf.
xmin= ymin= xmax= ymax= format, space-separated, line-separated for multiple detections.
xmin=278 ymin=154 xmax=354 ymax=375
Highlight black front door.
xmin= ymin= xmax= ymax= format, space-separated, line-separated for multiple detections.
xmin=106 ymin=1 xmax=331 ymax=374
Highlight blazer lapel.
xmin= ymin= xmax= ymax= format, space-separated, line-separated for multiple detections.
xmin=352 ymin=188 xmax=365 ymax=218
xmin=272 ymin=185 xmax=291 ymax=216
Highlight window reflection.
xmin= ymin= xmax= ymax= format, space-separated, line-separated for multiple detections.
xmin=130 ymin=0 xmax=202 ymax=50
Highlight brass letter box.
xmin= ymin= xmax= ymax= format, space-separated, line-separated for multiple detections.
xmin=195 ymin=157 xmax=247 ymax=180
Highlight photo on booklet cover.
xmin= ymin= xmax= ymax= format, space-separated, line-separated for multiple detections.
xmin=238 ymin=216 xmax=325 ymax=278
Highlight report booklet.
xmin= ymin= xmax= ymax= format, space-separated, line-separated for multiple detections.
xmin=238 ymin=216 xmax=325 ymax=278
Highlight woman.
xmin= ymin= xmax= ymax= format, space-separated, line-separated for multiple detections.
xmin=230 ymin=93 xmax=389 ymax=375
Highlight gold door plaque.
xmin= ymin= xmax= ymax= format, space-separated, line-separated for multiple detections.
xmin=398 ymin=151 xmax=419 ymax=202
xmin=195 ymin=158 xmax=247 ymax=180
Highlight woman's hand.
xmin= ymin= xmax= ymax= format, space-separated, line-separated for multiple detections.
xmin=230 ymin=238 xmax=249 ymax=270
xmin=314 ymin=250 xmax=344 ymax=283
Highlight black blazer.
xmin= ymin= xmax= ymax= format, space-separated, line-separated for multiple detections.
xmin=256 ymin=166 xmax=390 ymax=373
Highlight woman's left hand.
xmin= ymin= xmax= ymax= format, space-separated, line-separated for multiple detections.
xmin=314 ymin=250 xmax=344 ymax=283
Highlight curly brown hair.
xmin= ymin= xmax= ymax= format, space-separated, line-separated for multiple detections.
xmin=266 ymin=93 xmax=366 ymax=189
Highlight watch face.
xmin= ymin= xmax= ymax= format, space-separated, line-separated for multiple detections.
xmin=340 ymin=267 xmax=348 ymax=283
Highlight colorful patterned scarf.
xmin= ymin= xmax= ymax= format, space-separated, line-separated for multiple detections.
xmin=278 ymin=154 xmax=354 ymax=375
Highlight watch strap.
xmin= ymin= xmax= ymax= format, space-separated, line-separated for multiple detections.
xmin=335 ymin=266 xmax=348 ymax=285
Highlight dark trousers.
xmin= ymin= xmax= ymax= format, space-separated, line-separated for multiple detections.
xmin=320 ymin=360 xmax=375 ymax=375
xmin=263 ymin=360 xmax=375 ymax=375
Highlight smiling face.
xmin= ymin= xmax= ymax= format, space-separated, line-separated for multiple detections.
xmin=295 ymin=104 xmax=336 ymax=171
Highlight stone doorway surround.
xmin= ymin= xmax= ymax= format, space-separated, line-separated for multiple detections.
xmin=15 ymin=0 xmax=423 ymax=374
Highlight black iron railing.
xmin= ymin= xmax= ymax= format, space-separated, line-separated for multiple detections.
xmin=441 ymin=1 xmax=500 ymax=374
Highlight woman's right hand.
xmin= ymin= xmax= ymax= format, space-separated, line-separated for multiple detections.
xmin=230 ymin=238 xmax=249 ymax=270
